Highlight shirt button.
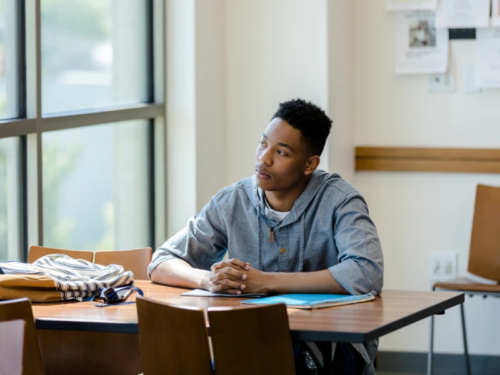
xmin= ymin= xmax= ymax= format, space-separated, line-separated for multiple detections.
xmin=280 ymin=248 xmax=286 ymax=254
xmin=280 ymin=227 xmax=284 ymax=231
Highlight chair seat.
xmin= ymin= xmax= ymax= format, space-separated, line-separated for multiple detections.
xmin=433 ymin=277 xmax=500 ymax=293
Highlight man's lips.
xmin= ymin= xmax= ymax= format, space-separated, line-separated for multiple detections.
xmin=256 ymin=169 xmax=271 ymax=178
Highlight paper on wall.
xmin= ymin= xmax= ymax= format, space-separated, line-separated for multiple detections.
xmin=435 ymin=0 xmax=490 ymax=29
xmin=396 ymin=13 xmax=449 ymax=75
xmin=476 ymin=28 xmax=500 ymax=89
xmin=492 ymin=0 xmax=500 ymax=27
xmin=386 ymin=0 xmax=437 ymax=11
xmin=463 ymin=65 xmax=482 ymax=94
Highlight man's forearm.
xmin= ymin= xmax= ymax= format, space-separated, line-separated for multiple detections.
xmin=150 ymin=258 xmax=211 ymax=290
xmin=266 ymin=269 xmax=348 ymax=294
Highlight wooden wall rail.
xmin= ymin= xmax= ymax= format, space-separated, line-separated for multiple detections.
xmin=355 ymin=147 xmax=500 ymax=174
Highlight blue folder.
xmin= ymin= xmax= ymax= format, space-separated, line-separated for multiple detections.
xmin=241 ymin=292 xmax=376 ymax=309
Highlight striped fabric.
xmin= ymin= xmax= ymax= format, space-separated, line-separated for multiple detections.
xmin=0 ymin=254 xmax=134 ymax=301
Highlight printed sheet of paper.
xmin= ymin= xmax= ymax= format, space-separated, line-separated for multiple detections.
xmin=396 ymin=13 xmax=449 ymax=75
xmin=435 ymin=0 xmax=490 ymax=29
xmin=386 ymin=0 xmax=437 ymax=11
xmin=476 ymin=28 xmax=500 ymax=89
xmin=492 ymin=0 xmax=500 ymax=27
xmin=463 ymin=65 xmax=482 ymax=94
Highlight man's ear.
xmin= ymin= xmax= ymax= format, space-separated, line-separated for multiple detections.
xmin=304 ymin=155 xmax=320 ymax=175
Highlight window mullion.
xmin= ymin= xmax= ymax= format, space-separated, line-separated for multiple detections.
xmin=25 ymin=0 xmax=43 ymax=248
xmin=152 ymin=0 xmax=166 ymax=248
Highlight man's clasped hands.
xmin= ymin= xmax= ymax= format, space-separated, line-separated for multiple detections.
xmin=204 ymin=258 xmax=269 ymax=295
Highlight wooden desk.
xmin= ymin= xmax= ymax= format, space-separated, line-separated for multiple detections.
xmin=32 ymin=281 xmax=464 ymax=375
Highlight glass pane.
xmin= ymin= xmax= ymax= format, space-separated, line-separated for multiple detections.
xmin=41 ymin=0 xmax=149 ymax=114
xmin=0 ymin=137 xmax=21 ymax=261
xmin=42 ymin=121 xmax=151 ymax=250
xmin=0 ymin=0 xmax=19 ymax=119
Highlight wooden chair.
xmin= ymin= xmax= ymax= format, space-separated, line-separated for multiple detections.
xmin=28 ymin=245 xmax=94 ymax=263
xmin=136 ymin=296 xmax=213 ymax=375
xmin=94 ymin=248 xmax=152 ymax=280
xmin=0 ymin=298 xmax=45 ymax=375
xmin=0 ymin=320 xmax=25 ymax=375
xmin=429 ymin=184 xmax=500 ymax=375
xmin=208 ymin=304 xmax=295 ymax=375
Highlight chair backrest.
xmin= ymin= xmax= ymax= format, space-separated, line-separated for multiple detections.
xmin=28 ymin=246 xmax=94 ymax=263
xmin=0 ymin=320 xmax=25 ymax=375
xmin=468 ymin=184 xmax=500 ymax=282
xmin=136 ymin=296 xmax=213 ymax=375
xmin=208 ymin=304 xmax=295 ymax=375
xmin=0 ymin=298 xmax=45 ymax=375
xmin=94 ymin=248 xmax=152 ymax=280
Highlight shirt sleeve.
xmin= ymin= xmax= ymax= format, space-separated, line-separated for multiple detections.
xmin=328 ymin=193 xmax=384 ymax=295
xmin=147 ymin=196 xmax=228 ymax=278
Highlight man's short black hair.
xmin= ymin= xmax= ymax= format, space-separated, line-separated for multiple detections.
xmin=271 ymin=98 xmax=332 ymax=156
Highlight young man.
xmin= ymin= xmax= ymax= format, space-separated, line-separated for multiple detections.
xmin=148 ymin=99 xmax=384 ymax=374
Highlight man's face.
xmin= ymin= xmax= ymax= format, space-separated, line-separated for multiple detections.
xmin=255 ymin=118 xmax=310 ymax=192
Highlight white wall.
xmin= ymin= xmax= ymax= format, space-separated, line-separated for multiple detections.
xmin=225 ymin=0 xmax=329 ymax=184
xmin=166 ymin=0 xmax=196 ymax=236
xmin=166 ymin=0 xmax=228 ymax=235
xmin=354 ymin=0 xmax=500 ymax=354
xmin=195 ymin=0 xmax=227 ymax=211
xmin=327 ymin=0 xmax=356 ymax=182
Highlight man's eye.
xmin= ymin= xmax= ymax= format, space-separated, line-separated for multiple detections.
xmin=278 ymin=150 xmax=287 ymax=156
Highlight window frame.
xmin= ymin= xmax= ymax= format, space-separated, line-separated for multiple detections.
xmin=0 ymin=0 xmax=166 ymax=260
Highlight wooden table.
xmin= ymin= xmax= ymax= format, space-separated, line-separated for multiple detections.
xmin=32 ymin=281 xmax=464 ymax=375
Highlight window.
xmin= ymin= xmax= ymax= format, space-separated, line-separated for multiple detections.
xmin=41 ymin=0 xmax=149 ymax=114
xmin=0 ymin=137 xmax=21 ymax=261
xmin=0 ymin=0 xmax=20 ymax=119
xmin=43 ymin=121 xmax=151 ymax=250
xmin=0 ymin=0 xmax=164 ymax=260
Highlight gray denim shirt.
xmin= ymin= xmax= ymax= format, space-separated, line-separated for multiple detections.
xmin=148 ymin=170 xmax=383 ymax=373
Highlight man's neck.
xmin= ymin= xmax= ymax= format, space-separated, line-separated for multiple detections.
xmin=264 ymin=177 xmax=310 ymax=212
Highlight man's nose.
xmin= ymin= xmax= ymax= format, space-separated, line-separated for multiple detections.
xmin=259 ymin=147 xmax=273 ymax=166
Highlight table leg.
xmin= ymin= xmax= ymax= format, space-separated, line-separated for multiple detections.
xmin=460 ymin=303 xmax=471 ymax=375
xmin=37 ymin=330 xmax=142 ymax=375
xmin=427 ymin=313 xmax=434 ymax=375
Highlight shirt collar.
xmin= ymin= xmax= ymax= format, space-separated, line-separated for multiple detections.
xmin=243 ymin=169 xmax=331 ymax=225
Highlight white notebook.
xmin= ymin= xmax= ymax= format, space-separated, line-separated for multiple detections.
xmin=181 ymin=289 xmax=268 ymax=298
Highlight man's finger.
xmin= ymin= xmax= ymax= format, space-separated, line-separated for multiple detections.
xmin=211 ymin=261 xmax=245 ymax=271
xmin=228 ymin=258 xmax=251 ymax=270
xmin=211 ymin=262 xmax=223 ymax=271
xmin=211 ymin=272 xmax=239 ymax=283
xmin=211 ymin=278 xmax=246 ymax=291
xmin=212 ymin=259 xmax=250 ymax=271
xmin=211 ymin=267 xmax=247 ymax=281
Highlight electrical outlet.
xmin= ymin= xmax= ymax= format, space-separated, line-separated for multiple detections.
xmin=429 ymin=252 xmax=457 ymax=281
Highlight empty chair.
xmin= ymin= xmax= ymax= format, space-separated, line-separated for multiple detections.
xmin=0 ymin=298 xmax=45 ymax=375
xmin=208 ymin=304 xmax=295 ymax=375
xmin=94 ymin=248 xmax=152 ymax=280
xmin=28 ymin=246 xmax=94 ymax=263
xmin=136 ymin=296 xmax=213 ymax=375
xmin=429 ymin=184 xmax=500 ymax=375
xmin=0 ymin=320 xmax=25 ymax=375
